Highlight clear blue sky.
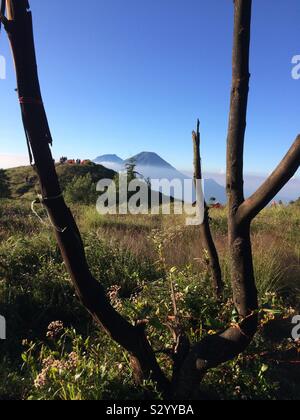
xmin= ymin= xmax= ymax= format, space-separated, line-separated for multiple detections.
xmin=0 ymin=0 xmax=299 ymax=176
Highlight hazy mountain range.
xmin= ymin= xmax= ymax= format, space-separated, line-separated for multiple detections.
xmin=1 ymin=152 xmax=298 ymax=203
xmin=94 ymin=152 xmax=300 ymax=203
xmin=94 ymin=152 xmax=227 ymax=203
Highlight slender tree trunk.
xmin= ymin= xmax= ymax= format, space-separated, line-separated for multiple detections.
xmin=226 ymin=0 xmax=258 ymax=325
xmin=193 ymin=120 xmax=223 ymax=298
xmin=3 ymin=0 xmax=170 ymax=397
xmin=172 ymin=0 xmax=257 ymax=398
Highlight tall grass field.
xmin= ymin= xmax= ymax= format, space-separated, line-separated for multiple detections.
xmin=1 ymin=192 xmax=299 ymax=400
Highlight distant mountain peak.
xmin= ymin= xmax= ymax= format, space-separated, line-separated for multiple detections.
xmin=94 ymin=154 xmax=124 ymax=164
xmin=125 ymin=152 xmax=174 ymax=169
xmin=92 ymin=151 xmax=227 ymax=203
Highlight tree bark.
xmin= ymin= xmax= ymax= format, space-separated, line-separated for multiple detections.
xmin=173 ymin=0 xmax=258 ymax=398
xmin=3 ymin=0 xmax=170 ymax=397
xmin=193 ymin=120 xmax=223 ymax=298
xmin=226 ymin=0 xmax=258 ymax=322
xmin=173 ymin=0 xmax=299 ymax=398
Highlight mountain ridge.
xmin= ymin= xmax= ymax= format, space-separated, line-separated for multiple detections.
xmin=93 ymin=151 xmax=227 ymax=203
xmin=124 ymin=152 xmax=175 ymax=169
xmin=94 ymin=154 xmax=124 ymax=165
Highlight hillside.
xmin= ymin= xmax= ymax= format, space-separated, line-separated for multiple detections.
xmin=2 ymin=163 xmax=176 ymax=208
xmin=3 ymin=163 xmax=116 ymax=199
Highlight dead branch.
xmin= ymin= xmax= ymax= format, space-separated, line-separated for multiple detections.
xmin=4 ymin=0 xmax=170 ymax=396
xmin=192 ymin=119 xmax=223 ymax=297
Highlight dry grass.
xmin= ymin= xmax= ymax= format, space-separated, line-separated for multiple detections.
xmin=1 ymin=198 xmax=299 ymax=304
xmin=73 ymin=203 xmax=300 ymax=304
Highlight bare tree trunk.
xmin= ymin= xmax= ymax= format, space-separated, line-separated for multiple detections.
xmin=3 ymin=0 xmax=170 ymax=397
xmin=226 ymin=0 xmax=258 ymax=325
xmin=173 ymin=1 xmax=256 ymax=396
xmin=193 ymin=119 xmax=223 ymax=298
xmin=173 ymin=0 xmax=299 ymax=398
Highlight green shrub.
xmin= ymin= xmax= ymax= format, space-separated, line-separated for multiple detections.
xmin=64 ymin=174 xmax=96 ymax=205
xmin=1 ymin=199 xmax=299 ymax=400
xmin=0 ymin=234 xmax=91 ymax=360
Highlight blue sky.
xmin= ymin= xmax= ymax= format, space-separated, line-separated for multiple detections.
xmin=0 ymin=0 xmax=299 ymax=180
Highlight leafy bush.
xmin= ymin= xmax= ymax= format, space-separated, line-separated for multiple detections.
xmin=64 ymin=174 xmax=97 ymax=205
xmin=1 ymin=200 xmax=299 ymax=400
xmin=18 ymin=269 xmax=299 ymax=401
xmin=22 ymin=327 xmax=160 ymax=400
xmin=0 ymin=234 xmax=91 ymax=362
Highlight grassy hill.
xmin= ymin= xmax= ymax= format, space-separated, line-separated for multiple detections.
xmin=1 ymin=164 xmax=179 ymax=214
xmin=3 ymin=163 xmax=116 ymax=199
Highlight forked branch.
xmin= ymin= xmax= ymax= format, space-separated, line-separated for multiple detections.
xmin=4 ymin=0 xmax=170 ymax=396
xmin=192 ymin=120 xmax=223 ymax=297
xmin=238 ymin=135 xmax=300 ymax=223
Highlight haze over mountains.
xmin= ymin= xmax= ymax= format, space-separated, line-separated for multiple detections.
xmin=1 ymin=152 xmax=298 ymax=203
xmin=94 ymin=152 xmax=300 ymax=203
xmin=94 ymin=152 xmax=227 ymax=203
xmin=94 ymin=154 xmax=124 ymax=172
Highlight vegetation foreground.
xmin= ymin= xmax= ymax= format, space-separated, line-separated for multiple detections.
xmin=0 ymin=196 xmax=299 ymax=400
